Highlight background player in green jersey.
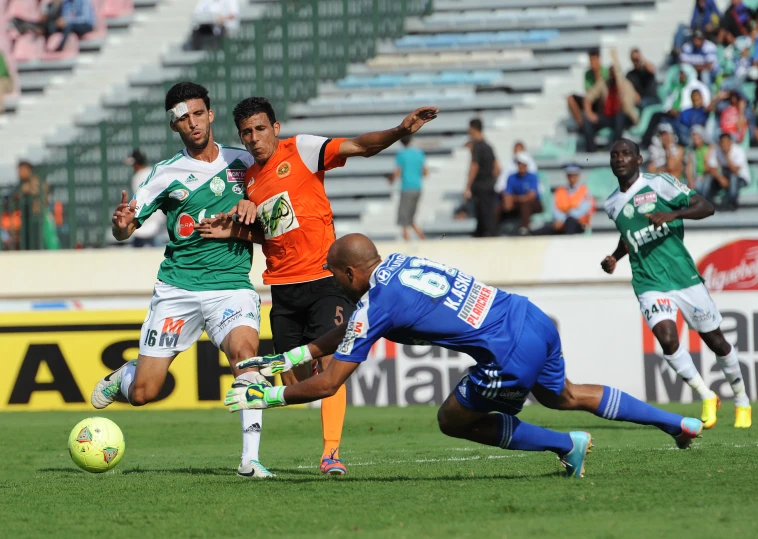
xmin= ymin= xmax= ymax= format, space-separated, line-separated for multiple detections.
xmin=90 ymin=82 xmax=274 ymax=477
xmin=601 ymin=139 xmax=751 ymax=429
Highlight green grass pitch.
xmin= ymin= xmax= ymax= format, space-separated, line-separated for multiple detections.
xmin=0 ymin=404 xmax=756 ymax=538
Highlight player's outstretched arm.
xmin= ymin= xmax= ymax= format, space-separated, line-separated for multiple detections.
xmin=338 ymin=107 xmax=438 ymax=159
xmin=112 ymin=190 xmax=138 ymax=241
xmin=224 ymin=359 xmax=359 ymax=411
xmin=645 ymin=193 xmax=714 ymax=228
xmin=235 ymin=323 xmax=348 ymax=374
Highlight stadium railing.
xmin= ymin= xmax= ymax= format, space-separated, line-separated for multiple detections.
xmin=24 ymin=0 xmax=431 ymax=250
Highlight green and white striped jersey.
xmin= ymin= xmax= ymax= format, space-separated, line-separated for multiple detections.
xmin=604 ymin=172 xmax=704 ymax=296
xmin=133 ymin=144 xmax=255 ymax=291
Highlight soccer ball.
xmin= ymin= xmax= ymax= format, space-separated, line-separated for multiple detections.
xmin=68 ymin=417 xmax=125 ymax=473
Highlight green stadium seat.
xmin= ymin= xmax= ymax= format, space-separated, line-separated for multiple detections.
xmin=534 ymin=137 xmax=577 ymax=159
xmin=629 ymin=103 xmax=664 ymax=137
xmin=585 ymin=167 xmax=617 ymax=200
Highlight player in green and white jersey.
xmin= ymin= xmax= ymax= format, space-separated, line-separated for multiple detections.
xmin=90 ymin=82 xmax=275 ymax=477
xmin=601 ymin=139 xmax=751 ymax=429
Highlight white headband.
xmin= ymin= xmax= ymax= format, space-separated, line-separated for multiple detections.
xmin=167 ymin=102 xmax=189 ymax=124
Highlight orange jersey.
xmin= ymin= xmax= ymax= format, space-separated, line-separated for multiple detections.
xmin=245 ymin=135 xmax=347 ymax=285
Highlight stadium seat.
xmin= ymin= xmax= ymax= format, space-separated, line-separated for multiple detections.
xmin=42 ymin=33 xmax=80 ymax=61
xmin=102 ymin=0 xmax=134 ymax=19
xmin=629 ymin=103 xmax=664 ymax=137
xmin=12 ymin=33 xmax=44 ymax=63
xmin=585 ymin=167 xmax=617 ymax=199
xmin=6 ymin=0 xmax=40 ymax=20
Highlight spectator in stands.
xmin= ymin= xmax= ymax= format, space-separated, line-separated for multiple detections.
xmin=718 ymin=0 xmax=755 ymax=46
xmin=567 ymin=49 xmax=608 ymax=131
xmin=648 ymin=123 xmax=685 ymax=179
xmin=680 ymin=30 xmax=720 ymax=86
xmin=727 ymin=36 xmax=755 ymax=86
xmin=673 ymin=0 xmax=721 ymax=60
xmin=705 ymin=133 xmax=751 ymax=210
xmin=188 ymin=0 xmax=240 ymax=51
xmin=13 ymin=161 xmax=49 ymax=250
xmin=464 ymin=119 xmax=500 ymax=238
xmin=641 ymin=65 xmax=710 ymax=148
xmin=502 ymin=153 xmax=541 ymax=236
xmin=712 ymin=89 xmax=749 ymax=143
xmin=685 ymin=125 xmax=713 ymax=190
xmin=552 ymin=164 xmax=593 ymax=235
xmin=55 ymin=0 xmax=95 ymax=51
xmin=127 ymin=149 xmax=164 ymax=248
xmin=388 ymin=136 xmax=427 ymax=241
xmin=626 ymin=48 xmax=659 ymax=110
xmin=581 ymin=49 xmax=639 ymax=152
xmin=11 ymin=0 xmax=65 ymax=39
xmin=0 ymin=50 xmax=13 ymax=114
xmin=494 ymin=140 xmax=537 ymax=194
xmin=677 ymin=89 xmax=710 ymax=146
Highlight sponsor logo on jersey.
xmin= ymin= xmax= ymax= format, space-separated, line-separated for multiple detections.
xmin=185 ymin=174 xmax=200 ymax=184
xmin=625 ymin=222 xmax=671 ymax=253
xmin=210 ymin=176 xmax=225 ymax=196
xmin=276 ymin=161 xmax=291 ymax=179
xmin=622 ymin=204 xmax=635 ymax=218
xmin=375 ymin=254 xmax=408 ymax=285
xmin=634 ymin=192 xmax=657 ymax=207
xmin=656 ymin=298 xmax=673 ymax=313
xmin=691 ymin=306 xmax=713 ymax=323
xmin=232 ymin=184 xmax=243 ymax=195
xmin=159 ymin=317 xmax=185 ymax=347
xmin=226 ymin=169 xmax=246 ymax=183
xmin=443 ymin=271 xmax=473 ymax=311
xmin=258 ymin=191 xmax=299 ymax=239
xmin=457 ymin=282 xmax=496 ymax=329
xmin=176 ymin=213 xmax=196 ymax=238
xmin=637 ymin=202 xmax=656 ymax=214
xmin=169 ymin=189 xmax=189 ymax=201
xmin=338 ymin=300 xmax=370 ymax=355
xmin=697 ymin=239 xmax=758 ymax=292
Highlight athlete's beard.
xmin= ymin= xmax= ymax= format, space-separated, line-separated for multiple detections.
xmin=182 ymin=128 xmax=211 ymax=153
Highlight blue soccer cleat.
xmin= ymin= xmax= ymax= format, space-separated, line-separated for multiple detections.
xmin=674 ymin=417 xmax=703 ymax=449
xmin=561 ymin=431 xmax=593 ymax=478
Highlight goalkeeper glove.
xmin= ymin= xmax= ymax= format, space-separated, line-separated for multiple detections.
xmin=235 ymin=345 xmax=313 ymax=376
xmin=224 ymin=383 xmax=287 ymax=411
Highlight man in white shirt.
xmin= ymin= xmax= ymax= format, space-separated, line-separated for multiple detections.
xmin=494 ymin=140 xmax=537 ymax=193
xmin=127 ymin=149 xmax=165 ymax=247
xmin=188 ymin=0 xmax=240 ymax=50
xmin=680 ymin=30 xmax=720 ymax=86
xmin=705 ymin=133 xmax=751 ymax=211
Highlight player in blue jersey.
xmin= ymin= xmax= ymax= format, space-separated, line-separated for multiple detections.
xmin=225 ymin=234 xmax=704 ymax=478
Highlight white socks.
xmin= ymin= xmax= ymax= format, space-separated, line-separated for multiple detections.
xmin=236 ymin=372 xmax=263 ymax=462
xmin=716 ymin=347 xmax=750 ymax=407
xmin=120 ymin=360 xmax=137 ymax=403
xmin=663 ymin=346 xmax=713 ymax=400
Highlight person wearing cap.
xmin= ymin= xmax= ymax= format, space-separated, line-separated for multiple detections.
xmin=680 ymin=29 xmax=720 ymax=86
xmin=685 ymin=125 xmax=713 ymax=190
xmin=705 ymin=132 xmax=751 ymax=210
xmin=494 ymin=140 xmax=537 ymax=194
xmin=127 ymin=149 xmax=165 ymax=248
xmin=502 ymin=152 xmax=541 ymax=235
xmin=552 ymin=164 xmax=594 ymax=235
xmin=648 ymin=123 xmax=685 ymax=178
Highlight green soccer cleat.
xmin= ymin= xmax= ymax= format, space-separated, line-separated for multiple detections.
xmin=91 ymin=360 xmax=136 ymax=409
xmin=674 ymin=417 xmax=703 ymax=449
xmin=561 ymin=431 xmax=593 ymax=478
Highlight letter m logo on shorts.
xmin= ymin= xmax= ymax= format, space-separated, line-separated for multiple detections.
xmin=159 ymin=317 xmax=185 ymax=347
xmin=656 ymin=298 xmax=672 ymax=312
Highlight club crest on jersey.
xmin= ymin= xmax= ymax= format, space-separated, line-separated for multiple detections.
xmin=276 ymin=161 xmax=291 ymax=179
xmin=169 ymin=189 xmax=188 ymax=201
xmin=210 ymin=176 xmax=225 ymax=196
xmin=176 ymin=213 xmax=196 ymax=238
xmin=634 ymin=192 xmax=657 ymax=207
xmin=622 ymin=204 xmax=635 ymax=218
xmin=637 ymin=202 xmax=656 ymax=214
xmin=258 ymin=191 xmax=300 ymax=239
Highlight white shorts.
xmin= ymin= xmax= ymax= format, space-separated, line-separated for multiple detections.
xmin=139 ymin=282 xmax=261 ymax=358
xmin=638 ymin=283 xmax=722 ymax=334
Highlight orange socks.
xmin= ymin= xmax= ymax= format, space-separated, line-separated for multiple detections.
xmin=321 ymin=384 xmax=346 ymax=458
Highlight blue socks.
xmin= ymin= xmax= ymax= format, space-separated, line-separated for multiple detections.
xmin=496 ymin=413 xmax=573 ymax=455
xmin=597 ymin=386 xmax=682 ymax=436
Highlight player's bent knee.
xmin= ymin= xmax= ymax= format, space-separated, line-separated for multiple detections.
xmin=129 ymin=383 xmax=158 ymax=406
xmin=437 ymin=409 xmax=463 ymax=438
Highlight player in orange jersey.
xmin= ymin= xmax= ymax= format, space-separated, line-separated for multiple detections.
xmin=198 ymin=97 xmax=437 ymax=475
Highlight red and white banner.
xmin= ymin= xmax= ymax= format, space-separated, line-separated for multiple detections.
xmin=697 ymin=239 xmax=758 ymax=292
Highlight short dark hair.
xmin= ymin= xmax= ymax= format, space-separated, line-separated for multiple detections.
xmin=719 ymin=133 xmax=733 ymax=142
xmin=165 ymin=82 xmax=210 ymax=112
xmin=588 ymin=48 xmax=601 ymax=57
xmin=17 ymin=160 xmax=33 ymax=169
xmin=469 ymin=118 xmax=483 ymax=132
xmin=233 ymin=97 xmax=277 ymax=130
xmin=401 ymin=136 xmax=412 ymax=146
xmin=614 ymin=138 xmax=640 ymax=156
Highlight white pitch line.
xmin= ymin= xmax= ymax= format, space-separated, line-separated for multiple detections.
xmin=295 ymin=453 xmax=524 ymax=469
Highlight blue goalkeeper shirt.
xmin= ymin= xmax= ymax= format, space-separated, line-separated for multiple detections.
xmin=333 ymin=254 xmax=529 ymax=389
